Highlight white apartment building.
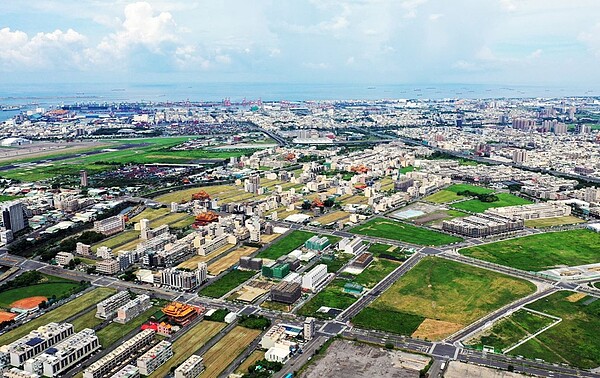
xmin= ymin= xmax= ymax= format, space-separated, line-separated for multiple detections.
xmin=108 ymin=365 xmax=139 ymax=378
xmin=23 ymin=329 xmax=100 ymax=377
xmin=160 ymin=264 xmax=207 ymax=291
xmin=195 ymin=234 xmax=235 ymax=256
xmin=76 ymin=242 xmax=91 ymax=256
xmin=55 ymin=252 xmax=74 ymax=266
xmin=3 ymin=368 xmax=40 ymax=378
xmin=2 ymin=323 xmax=74 ymax=367
xmin=337 ymin=237 xmax=366 ymax=255
xmin=136 ymin=341 xmax=173 ymax=376
xmin=486 ymin=202 xmax=571 ymax=220
xmin=83 ymin=329 xmax=155 ymax=378
xmin=115 ymin=295 xmax=151 ymax=324
xmin=301 ymin=264 xmax=328 ymax=292
xmin=174 ymin=355 xmax=204 ymax=378
xmin=93 ymin=215 xmax=125 ymax=236
xmin=96 ymin=291 xmax=130 ymax=319
xmin=96 ymin=259 xmax=120 ymax=275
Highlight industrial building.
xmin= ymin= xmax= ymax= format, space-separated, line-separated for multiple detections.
xmin=96 ymin=291 xmax=130 ymax=319
xmin=304 ymin=235 xmax=331 ymax=251
xmin=93 ymin=215 xmax=125 ymax=236
xmin=2 ymin=323 xmax=74 ymax=367
xmin=23 ymin=329 xmax=100 ymax=377
xmin=239 ymin=256 xmax=263 ymax=270
xmin=262 ymin=263 xmax=290 ymax=279
xmin=301 ymin=264 xmax=328 ymax=291
xmin=337 ymin=237 xmax=366 ymax=255
xmin=351 ymin=252 xmax=374 ymax=269
xmin=136 ymin=341 xmax=173 ymax=376
xmin=115 ymin=295 xmax=151 ymax=324
xmin=174 ymin=355 xmax=204 ymax=378
xmin=270 ymin=281 xmax=301 ymax=304
xmin=442 ymin=213 xmax=523 ymax=237
xmin=83 ymin=329 xmax=155 ymax=378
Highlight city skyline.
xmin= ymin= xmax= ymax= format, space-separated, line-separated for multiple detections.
xmin=1 ymin=0 xmax=600 ymax=88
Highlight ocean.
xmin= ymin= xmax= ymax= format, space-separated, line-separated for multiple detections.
xmin=0 ymin=82 xmax=598 ymax=121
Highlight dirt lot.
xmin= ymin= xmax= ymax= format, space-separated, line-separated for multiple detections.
xmin=444 ymin=361 xmax=526 ymax=378
xmin=412 ymin=319 xmax=463 ymax=340
xmin=301 ymin=340 xmax=428 ymax=378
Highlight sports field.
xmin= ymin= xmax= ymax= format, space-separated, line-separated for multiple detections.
xmin=524 ymin=216 xmax=585 ymax=228
xmin=508 ymin=291 xmax=600 ymax=369
xmin=352 ymin=257 xmax=536 ymax=340
xmin=465 ymin=309 xmax=555 ymax=352
xmin=0 ymin=287 xmax=115 ymax=345
xmin=450 ymin=193 xmax=533 ymax=213
xmin=350 ymin=218 xmax=463 ymax=246
xmin=202 ymin=326 xmax=262 ymax=377
xmin=255 ymin=230 xmax=316 ymax=260
xmin=148 ymin=320 xmax=225 ymax=378
xmin=460 ymin=229 xmax=600 ymax=271
xmin=0 ymin=274 xmax=81 ymax=309
xmin=424 ymin=184 xmax=493 ymax=204
xmin=199 ymin=270 xmax=256 ymax=298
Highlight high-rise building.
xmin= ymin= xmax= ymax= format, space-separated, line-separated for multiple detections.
xmin=244 ymin=175 xmax=261 ymax=194
xmin=553 ymin=123 xmax=568 ymax=135
xmin=80 ymin=170 xmax=88 ymax=187
xmin=512 ymin=149 xmax=527 ymax=164
xmin=304 ymin=317 xmax=315 ymax=341
xmin=2 ymin=201 xmax=26 ymax=233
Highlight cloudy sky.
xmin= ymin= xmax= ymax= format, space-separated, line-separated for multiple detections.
xmin=1 ymin=0 xmax=600 ymax=87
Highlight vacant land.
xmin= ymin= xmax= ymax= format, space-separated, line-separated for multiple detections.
xmin=70 ymin=309 xmax=104 ymax=331
xmin=465 ymin=309 xmax=555 ymax=352
xmin=315 ymin=211 xmax=350 ymax=225
xmin=148 ymin=320 xmax=225 ymax=378
xmin=350 ymin=218 xmax=463 ymax=246
xmin=0 ymin=274 xmax=80 ymax=308
xmin=92 ymin=230 xmax=139 ymax=253
xmin=351 ymin=258 xmax=401 ymax=288
xmin=154 ymin=184 xmax=256 ymax=204
xmin=451 ymin=193 xmax=533 ymax=213
xmin=202 ymin=326 xmax=262 ymax=378
xmin=425 ymin=184 xmax=493 ymax=204
xmin=508 ymin=291 xmax=600 ymax=369
xmin=178 ymin=244 xmax=234 ymax=269
xmin=460 ymin=229 xmax=600 ymax=271
xmin=367 ymin=243 xmax=413 ymax=261
xmin=235 ymin=350 xmax=265 ymax=375
xmin=96 ymin=306 xmax=159 ymax=347
xmin=199 ymin=270 xmax=256 ymax=298
xmin=352 ymin=257 xmax=536 ymax=339
xmin=524 ymin=216 xmax=585 ymax=228
xmin=208 ymin=246 xmax=257 ymax=275
xmin=256 ymin=230 xmax=316 ymax=259
xmin=0 ymin=287 xmax=115 ymax=345
xmin=298 ymin=279 xmax=359 ymax=319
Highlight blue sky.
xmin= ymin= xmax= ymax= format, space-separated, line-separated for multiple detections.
xmin=1 ymin=0 xmax=600 ymax=87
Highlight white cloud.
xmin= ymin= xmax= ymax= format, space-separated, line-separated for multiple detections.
xmin=579 ymin=22 xmax=600 ymax=58
xmin=428 ymin=13 xmax=443 ymax=21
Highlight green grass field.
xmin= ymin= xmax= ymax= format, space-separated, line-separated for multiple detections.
xmin=0 ymin=274 xmax=81 ymax=309
xmin=0 ymin=287 xmax=116 ymax=345
xmin=321 ymin=252 xmax=351 ymax=273
xmin=424 ymin=184 xmax=494 ymax=204
xmin=91 ymin=230 xmax=139 ymax=253
xmin=524 ymin=216 xmax=585 ymax=228
xmin=367 ymin=243 xmax=412 ymax=261
xmin=96 ymin=306 xmax=159 ymax=347
xmin=350 ymin=218 xmax=463 ymax=246
xmin=465 ymin=309 xmax=555 ymax=352
xmin=70 ymin=309 xmax=104 ymax=331
xmin=199 ymin=270 xmax=256 ymax=298
xmin=352 ymin=257 xmax=536 ymax=339
xmin=297 ymin=279 xmax=359 ymax=319
xmin=508 ymin=291 xmax=600 ymax=369
xmin=351 ymin=258 xmax=400 ymax=288
xmin=255 ymin=230 xmax=316 ymax=259
xmin=353 ymin=307 xmax=426 ymax=335
xmin=451 ymin=193 xmax=533 ymax=213
xmin=460 ymin=229 xmax=600 ymax=271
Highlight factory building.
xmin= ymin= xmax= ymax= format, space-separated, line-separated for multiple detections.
xmin=304 ymin=235 xmax=330 ymax=251
xmin=136 ymin=341 xmax=173 ymax=376
xmin=351 ymin=252 xmax=374 ymax=269
xmin=337 ymin=237 xmax=366 ymax=255
xmin=485 ymin=202 xmax=571 ymax=220
xmin=83 ymin=329 xmax=155 ymax=378
xmin=239 ymin=256 xmax=263 ymax=270
xmin=96 ymin=291 xmax=130 ymax=319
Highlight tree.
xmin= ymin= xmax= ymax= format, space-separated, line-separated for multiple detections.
xmin=324 ymin=198 xmax=335 ymax=207
xmin=301 ymin=200 xmax=312 ymax=210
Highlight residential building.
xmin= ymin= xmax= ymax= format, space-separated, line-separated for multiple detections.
xmin=442 ymin=214 xmax=524 ymax=237
xmin=96 ymin=259 xmax=120 ymax=275
xmin=96 ymin=291 xmax=130 ymax=319
xmin=80 ymin=170 xmax=88 ymax=187
xmin=76 ymin=242 xmax=91 ymax=256
xmin=3 ymin=323 xmax=74 ymax=367
xmin=2 ymin=201 xmax=26 ymax=233
xmin=136 ymin=341 xmax=172 ymax=376
xmin=512 ymin=149 xmax=527 ymax=164
xmin=93 ymin=215 xmax=125 ymax=236
xmin=270 ymin=281 xmax=301 ymax=304
xmin=108 ymin=365 xmax=139 ymax=378
xmin=23 ymin=329 xmax=100 ymax=377
xmin=301 ymin=264 xmax=328 ymax=291
xmin=115 ymin=295 xmax=151 ymax=324
xmin=174 ymin=355 xmax=204 ymax=378
xmin=3 ymin=368 xmax=39 ymax=378
xmin=83 ymin=329 xmax=155 ymax=378
xmin=304 ymin=318 xmax=315 ymax=341
xmin=160 ymin=264 xmax=207 ymax=290
xmin=55 ymin=252 xmax=74 ymax=266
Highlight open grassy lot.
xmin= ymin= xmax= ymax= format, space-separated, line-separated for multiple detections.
xmin=0 ymin=287 xmax=115 ymax=345
xmin=96 ymin=306 xmax=159 ymax=347
xmin=178 ymin=244 xmax=234 ymax=269
xmin=235 ymin=350 xmax=265 ymax=375
xmin=199 ymin=270 xmax=256 ymax=298
xmin=208 ymin=246 xmax=257 ymax=275
xmin=351 ymin=258 xmax=401 ymax=288
xmin=353 ymin=307 xmax=425 ymax=335
xmin=451 ymin=193 xmax=533 ymax=213
xmin=315 ymin=211 xmax=350 ymax=225
xmin=70 ymin=309 xmax=104 ymax=331
xmin=460 ymin=229 xmax=600 ymax=271
xmin=465 ymin=309 xmax=555 ymax=352
xmin=321 ymin=253 xmax=352 ymax=273
xmin=524 ymin=216 xmax=585 ymax=228
xmin=0 ymin=274 xmax=81 ymax=309
xmin=350 ymin=218 xmax=463 ymax=246
xmin=255 ymin=230 xmax=316 ymax=260
xmin=352 ymin=257 xmax=536 ymax=339
xmin=508 ymin=291 xmax=600 ymax=369
xmin=424 ymin=184 xmax=493 ymax=204
xmin=154 ymin=184 xmax=255 ymax=204
xmin=148 ymin=320 xmax=225 ymax=378
xmin=298 ymin=279 xmax=359 ymax=319
xmin=202 ymin=326 xmax=262 ymax=378
xmin=92 ymin=230 xmax=139 ymax=253
xmin=367 ymin=243 xmax=413 ymax=261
